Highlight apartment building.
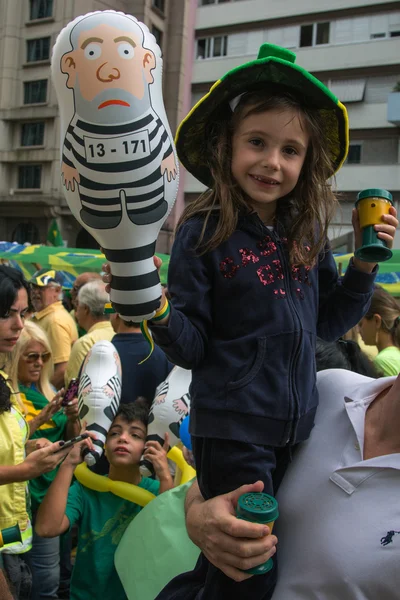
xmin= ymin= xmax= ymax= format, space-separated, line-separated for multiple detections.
xmin=184 ymin=0 xmax=400 ymax=251
xmin=0 ymin=0 xmax=193 ymax=251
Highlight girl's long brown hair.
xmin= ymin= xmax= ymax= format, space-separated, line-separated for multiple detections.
xmin=178 ymin=88 xmax=338 ymax=267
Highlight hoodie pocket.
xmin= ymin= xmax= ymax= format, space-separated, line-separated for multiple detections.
xmin=227 ymin=337 xmax=266 ymax=391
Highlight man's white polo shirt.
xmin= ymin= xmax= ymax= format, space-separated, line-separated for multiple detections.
xmin=272 ymin=369 xmax=400 ymax=600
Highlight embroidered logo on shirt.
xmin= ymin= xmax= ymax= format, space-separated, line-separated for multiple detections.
xmin=381 ymin=530 xmax=400 ymax=546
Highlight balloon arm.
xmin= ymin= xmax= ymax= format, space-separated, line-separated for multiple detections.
xmin=74 ymin=463 xmax=156 ymax=508
xmin=167 ymin=446 xmax=196 ymax=485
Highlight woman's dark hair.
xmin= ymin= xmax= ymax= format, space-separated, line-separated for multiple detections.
xmin=315 ymin=338 xmax=378 ymax=378
xmin=0 ymin=265 xmax=29 ymax=319
xmin=178 ymin=86 xmax=338 ymax=267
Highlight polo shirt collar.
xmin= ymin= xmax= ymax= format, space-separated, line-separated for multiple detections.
xmin=332 ymin=376 xmax=400 ymax=493
xmin=87 ymin=321 xmax=113 ymax=334
xmin=33 ymin=300 xmax=63 ymax=319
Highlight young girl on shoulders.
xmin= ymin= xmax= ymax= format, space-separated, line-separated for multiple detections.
xmin=139 ymin=44 xmax=397 ymax=599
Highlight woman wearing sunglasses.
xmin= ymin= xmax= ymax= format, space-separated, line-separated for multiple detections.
xmin=7 ymin=320 xmax=81 ymax=600
xmin=0 ymin=266 xmax=89 ymax=600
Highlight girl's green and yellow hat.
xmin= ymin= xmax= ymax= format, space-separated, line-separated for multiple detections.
xmin=176 ymin=43 xmax=349 ymax=188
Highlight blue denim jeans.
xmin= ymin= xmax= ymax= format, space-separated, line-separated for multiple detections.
xmin=28 ymin=530 xmax=60 ymax=600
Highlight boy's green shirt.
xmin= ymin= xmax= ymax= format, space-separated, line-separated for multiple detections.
xmin=65 ymin=476 xmax=160 ymax=600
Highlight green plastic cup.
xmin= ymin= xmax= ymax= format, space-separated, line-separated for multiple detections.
xmin=355 ymin=188 xmax=393 ymax=263
xmin=236 ymin=492 xmax=279 ymax=575
xmin=0 ymin=524 xmax=22 ymax=547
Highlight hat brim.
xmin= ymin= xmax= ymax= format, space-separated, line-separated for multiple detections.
xmin=176 ymin=56 xmax=349 ymax=187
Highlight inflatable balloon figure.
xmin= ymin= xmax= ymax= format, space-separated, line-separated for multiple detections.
xmin=140 ymin=366 xmax=191 ymax=477
xmin=78 ymin=340 xmax=122 ymax=466
xmin=51 ymin=11 xmax=179 ymax=321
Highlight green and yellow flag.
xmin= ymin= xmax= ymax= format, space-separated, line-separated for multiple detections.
xmin=46 ymin=219 xmax=63 ymax=246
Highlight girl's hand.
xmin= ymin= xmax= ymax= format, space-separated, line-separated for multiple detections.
xmin=352 ymin=206 xmax=399 ymax=273
xmin=102 ymin=256 xmax=167 ymax=313
xmin=143 ymin=432 xmax=172 ymax=481
xmin=38 ymin=390 xmax=64 ymax=426
xmin=64 ymin=397 xmax=80 ymax=423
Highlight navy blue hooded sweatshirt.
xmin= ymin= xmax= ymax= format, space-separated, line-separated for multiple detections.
xmin=151 ymin=213 xmax=376 ymax=447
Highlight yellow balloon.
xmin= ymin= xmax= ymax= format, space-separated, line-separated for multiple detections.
xmin=167 ymin=446 xmax=196 ymax=485
xmin=74 ymin=445 xmax=196 ymax=505
xmin=74 ymin=463 xmax=156 ymax=507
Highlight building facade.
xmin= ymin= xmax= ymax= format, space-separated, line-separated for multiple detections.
xmin=184 ymin=0 xmax=400 ymax=251
xmin=0 ymin=0 xmax=194 ymax=251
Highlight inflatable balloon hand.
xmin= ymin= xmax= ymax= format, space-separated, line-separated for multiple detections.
xmin=51 ymin=10 xmax=179 ymax=322
xmin=78 ymin=340 xmax=122 ymax=466
xmin=140 ymin=366 xmax=191 ymax=477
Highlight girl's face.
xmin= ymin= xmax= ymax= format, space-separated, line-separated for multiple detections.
xmin=0 ymin=288 xmax=29 ymax=353
xmin=18 ymin=340 xmax=50 ymax=385
xmin=231 ymin=107 xmax=309 ymax=224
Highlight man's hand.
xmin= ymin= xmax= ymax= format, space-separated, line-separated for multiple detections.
xmin=161 ymin=154 xmax=177 ymax=182
xmin=62 ymin=162 xmax=80 ymax=192
xmin=186 ymin=481 xmax=278 ymax=582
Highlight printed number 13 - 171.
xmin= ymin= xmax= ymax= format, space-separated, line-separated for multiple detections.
xmin=123 ymin=139 xmax=147 ymax=154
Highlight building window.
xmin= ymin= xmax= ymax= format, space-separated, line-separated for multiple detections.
xmin=21 ymin=122 xmax=45 ymax=146
xmin=29 ymin=0 xmax=53 ymax=20
xmin=18 ymin=165 xmax=42 ymax=189
xmin=12 ymin=223 xmax=40 ymax=244
xmin=300 ymin=24 xmax=313 ymax=47
xmin=152 ymin=0 xmax=165 ymax=13
xmin=152 ymin=25 xmax=163 ymax=48
xmin=24 ymin=80 xmax=47 ymax=104
xmin=196 ymin=36 xmax=227 ymax=59
xmin=27 ymin=37 xmax=51 ymax=62
xmin=300 ymin=22 xmax=330 ymax=47
xmin=347 ymin=144 xmax=362 ymax=164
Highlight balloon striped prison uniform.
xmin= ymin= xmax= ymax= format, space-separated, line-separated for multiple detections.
xmin=62 ymin=107 xmax=173 ymax=224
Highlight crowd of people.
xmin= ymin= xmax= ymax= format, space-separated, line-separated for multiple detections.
xmin=2 ymin=38 xmax=400 ymax=600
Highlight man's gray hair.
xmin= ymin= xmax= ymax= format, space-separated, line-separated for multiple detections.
xmin=78 ymin=280 xmax=109 ymax=317
xmin=69 ymin=11 xmax=145 ymax=50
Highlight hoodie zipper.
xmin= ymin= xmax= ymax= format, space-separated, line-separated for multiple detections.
xmin=269 ymin=228 xmax=302 ymax=445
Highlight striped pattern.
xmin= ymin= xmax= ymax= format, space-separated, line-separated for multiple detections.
xmin=62 ymin=108 xmax=172 ymax=226
xmin=63 ymin=110 xmax=173 ymax=321
xmin=78 ymin=371 xmax=120 ymax=467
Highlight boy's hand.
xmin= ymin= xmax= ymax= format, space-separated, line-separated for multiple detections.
xmin=61 ymin=431 xmax=96 ymax=468
xmin=143 ymin=432 xmax=172 ymax=482
xmin=352 ymin=206 xmax=398 ymax=273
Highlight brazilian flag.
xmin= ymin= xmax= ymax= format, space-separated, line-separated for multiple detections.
xmin=46 ymin=219 xmax=63 ymax=246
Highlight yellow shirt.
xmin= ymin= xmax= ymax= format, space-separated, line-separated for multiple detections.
xmin=32 ymin=301 xmax=78 ymax=364
xmin=64 ymin=321 xmax=115 ymax=387
xmin=0 ymin=371 xmax=32 ymax=553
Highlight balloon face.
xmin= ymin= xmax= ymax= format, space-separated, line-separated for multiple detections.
xmin=51 ymin=11 xmax=179 ymax=321
xmin=140 ymin=366 xmax=191 ymax=477
xmin=78 ymin=340 xmax=122 ymax=465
